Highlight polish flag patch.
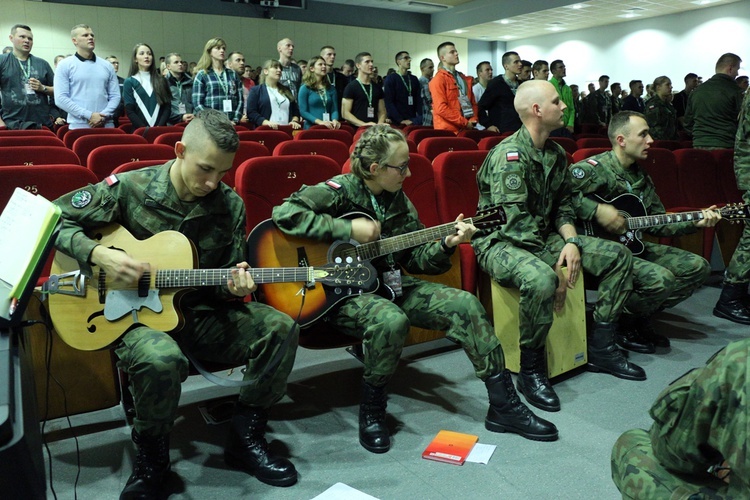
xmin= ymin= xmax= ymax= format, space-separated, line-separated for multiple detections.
xmin=105 ymin=174 xmax=119 ymax=186
xmin=326 ymin=180 xmax=341 ymax=189
xmin=586 ymin=159 xmax=599 ymax=166
xmin=506 ymin=151 xmax=520 ymax=161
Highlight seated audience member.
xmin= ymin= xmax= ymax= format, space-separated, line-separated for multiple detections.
xmin=383 ymin=51 xmax=422 ymax=126
xmin=246 ymin=59 xmax=301 ymax=130
xmin=272 ymin=124 xmax=559 ymax=453
xmin=568 ymin=111 xmax=718 ymax=352
xmin=165 ymin=52 xmax=194 ymax=125
xmin=192 ymin=37 xmax=244 ymax=125
xmin=429 ymin=41 xmax=477 ymax=132
xmin=342 ymin=52 xmax=386 ymax=127
xmin=644 ymin=76 xmax=678 ymax=140
xmin=473 ymin=81 xmax=646 ymax=415
xmin=123 ymin=43 xmax=171 ymax=128
xmin=297 ymin=55 xmax=339 ymax=130
xmin=612 ymin=338 xmax=750 ymax=498
xmin=53 ymin=109 xmax=301 ymax=498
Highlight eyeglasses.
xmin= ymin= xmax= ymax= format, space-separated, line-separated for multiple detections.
xmin=385 ymin=163 xmax=409 ymax=175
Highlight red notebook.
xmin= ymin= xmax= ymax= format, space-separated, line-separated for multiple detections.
xmin=422 ymin=430 xmax=478 ymax=465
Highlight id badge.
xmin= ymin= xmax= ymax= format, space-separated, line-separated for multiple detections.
xmin=408 ymin=95 xmax=414 ymax=106
xmin=178 ymin=103 xmax=186 ymax=114
xmin=322 ymin=112 xmax=331 ymax=122
xmin=382 ymin=269 xmax=403 ymax=297
xmin=458 ymin=95 xmax=474 ymax=118
xmin=223 ymin=99 xmax=233 ymax=112
xmin=367 ymin=106 xmax=375 ymax=119
xmin=25 ymin=82 xmax=35 ymax=95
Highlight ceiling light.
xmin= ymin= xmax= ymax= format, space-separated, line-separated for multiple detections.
xmin=691 ymin=0 xmax=720 ymax=4
xmin=407 ymin=1 xmax=450 ymax=10
xmin=565 ymin=3 xmax=591 ymax=9
xmin=453 ymin=29 xmax=466 ymax=33
xmin=493 ymin=19 xmax=513 ymax=24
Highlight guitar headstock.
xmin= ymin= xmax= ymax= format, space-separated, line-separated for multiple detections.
xmin=314 ymin=261 xmax=378 ymax=291
xmin=721 ymin=203 xmax=750 ymax=222
xmin=471 ymin=205 xmax=508 ymax=230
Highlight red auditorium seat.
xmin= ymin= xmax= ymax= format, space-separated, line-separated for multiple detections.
xmin=710 ymin=149 xmax=742 ymax=204
xmin=111 ymin=160 xmax=167 ymax=175
xmin=0 ymin=146 xmax=80 ymax=166
xmin=457 ymin=129 xmax=501 ymax=143
xmin=640 ymin=148 xmax=682 ymax=210
xmin=152 ymin=132 xmax=183 ymax=148
xmin=294 ymin=128 xmax=352 ymax=147
xmin=407 ymin=128 xmax=455 ymax=144
xmin=402 ymin=125 xmax=431 ymax=137
xmin=549 ymin=136 xmax=577 ymax=155
xmin=274 ymin=139 xmax=350 ymax=167
xmin=308 ymin=124 xmax=355 ymax=137
xmin=73 ymin=134 xmax=148 ymax=167
xmin=237 ymin=130 xmax=289 ymax=154
xmin=118 ymin=123 xmax=133 ymax=134
xmin=132 ymin=125 xmax=185 ymax=143
xmin=572 ymin=147 xmax=611 ymax=164
xmin=0 ymin=136 xmax=65 ymax=148
xmin=87 ymin=144 xmax=174 ymax=181
xmin=417 ymin=136 xmax=477 ymax=162
xmin=651 ymin=140 xmax=683 ymax=151
xmin=478 ymin=136 xmax=505 ymax=151
xmin=55 ymin=124 xmax=69 ymax=139
xmin=225 ymin=141 xmax=270 ymax=188
xmin=576 ymin=137 xmax=611 ymax=150
xmin=0 ymin=129 xmax=56 ymax=137
xmin=254 ymin=124 xmax=294 ymax=137
xmin=348 ymin=139 xmax=416 ymax=154
xmin=63 ymin=127 xmax=125 ymax=148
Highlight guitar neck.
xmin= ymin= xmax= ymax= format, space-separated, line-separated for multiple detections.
xmin=353 ymin=219 xmax=467 ymax=260
xmin=154 ymin=267 xmax=312 ymax=288
xmin=626 ymin=210 xmax=704 ymax=230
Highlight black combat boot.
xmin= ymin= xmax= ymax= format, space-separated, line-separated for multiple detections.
xmin=616 ymin=316 xmax=655 ymax=354
xmin=485 ymin=370 xmax=558 ymax=442
xmin=587 ymin=322 xmax=647 ymax=381
xmin=359 ymin=381 xmax=390 ymax=454
xmin=713 ymin=283 xmax=750 ymax=325
xmin=120 ymin=429 xmax=170 ymax=500
xmin=516 ymin=347 xmax=560 ymax=412
xmin=633 ymin=316 xmax=670 ymax=348
xmin=224 ymin=404 xmax=298 ymax=487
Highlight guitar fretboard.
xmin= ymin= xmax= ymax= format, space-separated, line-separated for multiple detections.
xmin=626 ymin=211 xmax=704 ymax=230
xmin=152 ymin=268 xmax=312 ymax=288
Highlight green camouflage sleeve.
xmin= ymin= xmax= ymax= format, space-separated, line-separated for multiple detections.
xmin=272 ymin=180 xmax=353 ymax=242
xmin=734 ymin=93 xmax=750 ymax=190
xmin=398 ymin=199 xmax=452 ymax=275
xmin=568 ymin=161 xmax=601 ymax=221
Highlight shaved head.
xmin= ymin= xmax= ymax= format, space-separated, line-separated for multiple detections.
xmin=514 ymin=80 xmax=555 ymax=117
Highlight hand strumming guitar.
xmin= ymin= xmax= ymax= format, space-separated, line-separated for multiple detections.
xmin=350 ymin=217 xmax=381 ymax=243
xmin=596 ymin=203 xmax=627 ymax=234
xmin=91 ymin=245 xmax=147 ymax=289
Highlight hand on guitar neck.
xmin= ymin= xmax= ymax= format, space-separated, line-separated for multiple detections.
xmin=444 ymin=214 xmax=477 ymax=249
xmin=694 ymin=205 xmax=721 ymax=228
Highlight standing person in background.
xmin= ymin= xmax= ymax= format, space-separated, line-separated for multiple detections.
xmin=54 ymin=24 xmax=120 ymax=129
xmin=105 ymin=55 xmax=125 ymax=127
xmin=246 ymin=59 xmax=301 ymax=130
xmin=165 ymin=53 xmax=194 ymax=125
xmin=477 ymin=52 xmax=521 ymax=134
xmin=429 ymin=41 xmax=477 ymax=133
xmin=192 ymin=37 xmax=244 ymax=125
xmin=298 ymin=55 xmax=339 ymax=130
xmin=673 ymin=73 xmax=698 ymax=130
xmin=548 ymin=60 xmax=575 ymax=137
xmin=418 ymin=58 xmax=434 ymax=127
xmin=622 ymin=80 xmax=645 ymax=113
xmin=320 ymin=45 xmax=349 ymax=114
xmin=277 ymin=38 xmax=301 ymax=99
xmin=472 ymin=61 xmax=493 ymax=102
xmin=644 ymin=76 xmax=678 ymax=141
xmin=123 ymin=43 xmax=171 ymax=129
xmin=342 ymin=52 xmax=386 ymax=128
xmin=384 ymin=51 xmax=422 ymax=126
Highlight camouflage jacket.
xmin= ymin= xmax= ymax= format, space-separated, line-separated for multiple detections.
xmin=735 ymin=92 xmax=750 ymax=190
xmin=54 ymin=161 xmax=246 ymax=304
xmin=684 ymin=73 xmax=743 ymax=149
xmin=592 ymin=89 xmax=612 ymax=125
xmin=568 ymin=150 xmax=696 ymax=237
xmin=473 ymin=125 xmax=575 ymax=256
xmin=644 ymin=95 xmax=679 ymax=141
xmin=271 ymin=173 xmax=452 ymax=277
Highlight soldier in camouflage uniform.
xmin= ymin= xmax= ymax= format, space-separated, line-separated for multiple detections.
xmin=54 ymin=110 xmax=300 ymax=498
xmin=569 ymin=111 xmax=718 ymax=353
xmin=473 ymin=81 xmax=646 ymax=415
xmin=643 ymin=76 xmax=679 ymax=141
xmin=715 ymin=91 xmax=750 ymax=324
xmin=591 ymin=75 xmax=613 ymax=127
xmin=612 ymin=338 xmax=750 ymax=498
xmin=272 ymin=124 xmax=558 ymax=453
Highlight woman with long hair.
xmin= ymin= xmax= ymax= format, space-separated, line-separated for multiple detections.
xmin=246 ymin=59 xmax=301 ymax=130
xmin=644 ymin=76 xmax=678 ymax=140
xmin=123 ymin=43 xmax=172 ymax=128
xmin=298 ymin=56 xmax=340 ymax=129
xmin=191 ymin=37 xmax=244 ymax=124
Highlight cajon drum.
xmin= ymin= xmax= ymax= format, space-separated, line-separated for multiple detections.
xmin=486 ymin=269 xmax=587 ymax=378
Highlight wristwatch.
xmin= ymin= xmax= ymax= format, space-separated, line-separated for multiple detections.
xmin=565 ymin=237 xmax=583 ymax=253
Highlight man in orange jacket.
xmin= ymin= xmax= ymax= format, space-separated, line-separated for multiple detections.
xmin=428 ymin=41 xmax=478 ymax=133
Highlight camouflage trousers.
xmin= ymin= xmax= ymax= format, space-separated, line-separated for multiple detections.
xmin=724 ymin=191 xmax=750 ymax=285
xmin=115 ymin=301 xmax=299 ymax=437
xmin=624 ymin=241 xmax=711 ymax=317
xmin=328 ymin=275 xmax=503 ymax=387
xmin=612 ymin=338 xmax=750 ymax=498
xmin=478 ymin=234 xmax=633 ymax=349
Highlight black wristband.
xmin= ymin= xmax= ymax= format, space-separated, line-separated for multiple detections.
xmin=440 ymin=236 xmax=455 ymax=254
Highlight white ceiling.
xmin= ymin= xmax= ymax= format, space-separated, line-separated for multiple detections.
xmin=315 ymin=0 xmax=743 ymax=40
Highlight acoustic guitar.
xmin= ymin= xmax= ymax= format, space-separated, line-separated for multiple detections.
xmin=46 ymin=224 xmax=377 ymax=350
xmin=580 ymin=193 xmax=749 ymax=255
xmin=246 ymin=205 xmax=507 ymax=327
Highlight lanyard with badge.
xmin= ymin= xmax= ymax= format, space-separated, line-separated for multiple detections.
xmin=216 ymin=69 xmax=233 ymax=113
xmin=174 ymin=77 xmax=187 ymax=114
xmin=17 ymin=56 xmax=35 ymax=95
xmin=317 ymin=87 xmax=331 ymax=121
xmin=447 ymin=67 xmax=473 ymax=118
xmin=399 ymin=73 xmax=414 ymax=106
xmin=369 ymin=192 xmax=402 ymax=297
xmin=357 ymin=79 xmax=375 ymax=119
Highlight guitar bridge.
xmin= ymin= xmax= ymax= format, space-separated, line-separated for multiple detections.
xmin=43 ymin=271 xmax=87 ymax=299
